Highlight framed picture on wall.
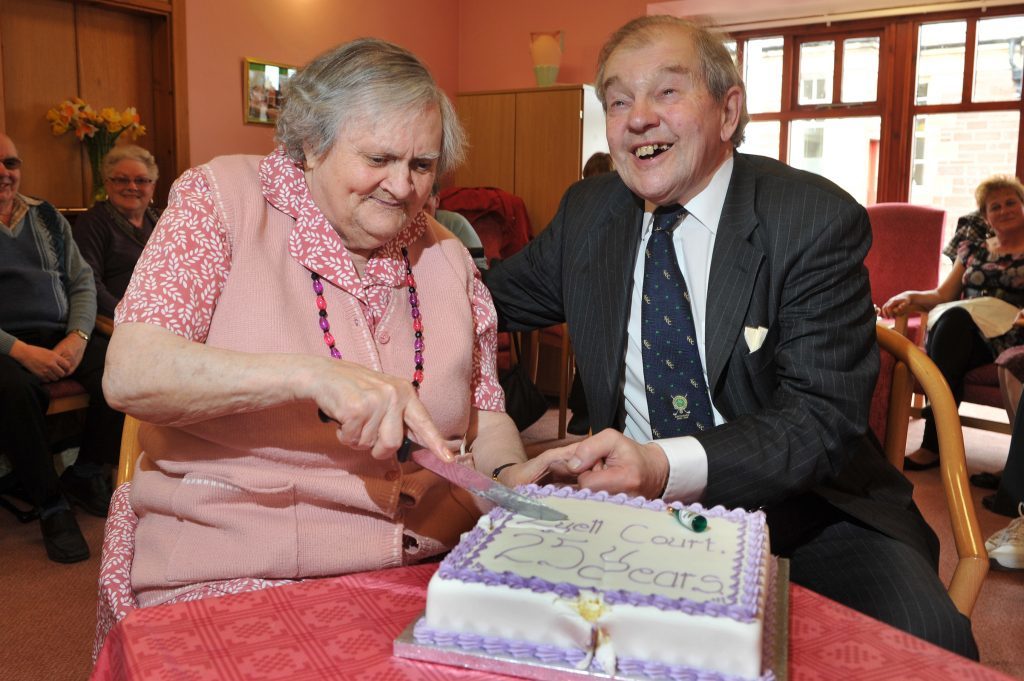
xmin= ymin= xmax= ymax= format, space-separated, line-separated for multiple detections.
xmin=243 ymin=57 xmax=298 ymax=125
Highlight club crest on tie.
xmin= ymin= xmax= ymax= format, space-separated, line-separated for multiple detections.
xmin=643 ymin=294 xmax=651 ymax=305
xmin=665 ymin=359 xmax=675 ymax=369
xmin=662 ymin=269 xmax=672 ymax=280
xmin=643 ymin=339 xmax=652 ymax=349
xmin=663 ymin=315 xmax=673 ymax=326
xmin=671 ymin=394 xmax=690 ymax=420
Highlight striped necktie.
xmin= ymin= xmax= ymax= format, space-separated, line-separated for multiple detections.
xmin=641 ymin=205 xmax=714 ymax=438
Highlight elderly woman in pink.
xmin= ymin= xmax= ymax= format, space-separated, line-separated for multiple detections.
xmin=103 ymin=38 xmax=552 ymax=608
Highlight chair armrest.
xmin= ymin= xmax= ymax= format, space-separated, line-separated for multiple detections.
xmin=95 ymin=315 xmax=115 ymax=337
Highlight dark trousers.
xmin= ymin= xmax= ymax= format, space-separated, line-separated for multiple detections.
xmin=921 ymin=307 xmax=994 ymax=452
xmin=0 ymin=330 xmax=123 ymax=507
xmin=993 ymin=397 xmax=1024 ymax=514
xmin=768 ymin=492 xmax=979 ymax=660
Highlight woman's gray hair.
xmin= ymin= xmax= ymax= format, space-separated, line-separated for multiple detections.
xmin=102 ymin=145 xmax=158 ymax=181
xmin=976 ymin=174 xmax=1024 ymax=212
xmin=276 ymin=38 xmax=465 ymax=176
xmin=595 ymin=16 xmax=749 ymax=147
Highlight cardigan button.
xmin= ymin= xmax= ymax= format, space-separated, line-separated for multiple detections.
xmin=378 ymin=331 xmax=391 ymax=344
xmin=384 ymin=470 xmax=400 ymax=482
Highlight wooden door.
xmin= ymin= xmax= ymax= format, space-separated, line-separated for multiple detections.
xmin=0 ymin=0 xmax=80 ymax=206
xmin=0 ymin=0 xmax=176 ymax=208
xmin=514 ymin=88 xmax=582 ymax=235
xmin=453 ymin=92 xmax=515 ymax=191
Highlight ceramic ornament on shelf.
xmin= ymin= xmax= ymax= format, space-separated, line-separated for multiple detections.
xmin=530 ymin=31 xmax=564 ymax=86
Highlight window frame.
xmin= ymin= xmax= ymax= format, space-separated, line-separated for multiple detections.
xmin=730 ymin=6 xmax=1024 ymax=203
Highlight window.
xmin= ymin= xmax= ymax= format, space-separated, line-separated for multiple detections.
xmin=733 ymin=7 xmax=1023 ymax=226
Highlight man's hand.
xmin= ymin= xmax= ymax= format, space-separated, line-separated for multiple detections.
xmin=53 ymin=333 xmax=88 ymax=373
xmin=9 ymin=339 xmax=72 ymax=382
xmin=540 ymin=428 xmax=670 ymax=499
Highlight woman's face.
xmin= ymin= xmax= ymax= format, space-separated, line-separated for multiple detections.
xmin=105 ymin=159 xmax=156 ymax=218
xmin=983 ymin=187 xmax=1024 ymax=236
xmin=304 ymin=104 xmax=442 ymax=258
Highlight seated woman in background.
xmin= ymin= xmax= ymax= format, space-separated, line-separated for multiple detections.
xmin=882 ymin=174 xmax=1024 ymax=469
xmin=72 ymin=145 xmax=160 ymax=318
xmin=103 ymin=38 xmax=554 ymax=610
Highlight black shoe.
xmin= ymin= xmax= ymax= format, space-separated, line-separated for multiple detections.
xmin=40 ymin=510 xmax=90 ymax=563
xmin=60 ymin=469 xmax=112 ymax=518
xmin=567 ymin=412 xmax=590 ymax=436
xmin=970 ymin=472 xmax=1002 ymax=490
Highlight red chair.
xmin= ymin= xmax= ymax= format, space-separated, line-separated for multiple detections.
xmin=865 ymin=202 xmax=945 ymax=343
xmin=439 ymin=187 xmax=534 ymax=374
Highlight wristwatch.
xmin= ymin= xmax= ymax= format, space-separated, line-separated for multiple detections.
xmin=69 ymin=329 xmax=90 ymax=342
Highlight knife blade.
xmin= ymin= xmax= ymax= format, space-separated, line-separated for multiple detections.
xmin=406 ymin=447 xmax=567 ymax=521
xmin=317 ymin=408 xmax=566 ymax=521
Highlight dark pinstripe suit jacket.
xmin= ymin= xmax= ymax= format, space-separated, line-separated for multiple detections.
xmin=487 ymin=152 xmax=938 ymax=562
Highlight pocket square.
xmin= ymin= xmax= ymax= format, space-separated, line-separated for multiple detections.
xmin=744 ymin=326 xmax=768 ymax=353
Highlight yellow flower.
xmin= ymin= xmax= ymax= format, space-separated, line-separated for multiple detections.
xmin=45 ymin=97 xmax=146 ymax=142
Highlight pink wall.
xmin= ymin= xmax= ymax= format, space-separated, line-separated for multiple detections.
xmin=457 ymin=0 xmax=647 ymax=93
xmin=181 ymin=0 xmax=651 ymax=166
xmin=182 ymin=0 xmax=460 ymax=165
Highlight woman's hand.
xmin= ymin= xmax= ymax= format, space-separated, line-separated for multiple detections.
xmin=880 ymin=292 xmax=914 ymax=318
xmin=1015 ymin=309 xmax=1024 ymax=328
xmin=313 ymin=360 xmax=453 ymax=463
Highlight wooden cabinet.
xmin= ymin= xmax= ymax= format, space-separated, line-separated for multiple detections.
xmin=454 ymin=84 xmax=607 ymax=236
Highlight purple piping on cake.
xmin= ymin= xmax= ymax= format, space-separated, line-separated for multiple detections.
xmin=413 ymin=620 xmax=774 ymax=681
xmin=437 ymin=485 xmax=768 ymax=620
xmin=413 ymin=619 xmax=588 ymax=666
xmin=615 ymin=655 xmax=777 ymax=681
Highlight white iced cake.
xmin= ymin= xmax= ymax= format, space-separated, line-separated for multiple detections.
xmin=414 ymin=484 xmax=774 ymax=680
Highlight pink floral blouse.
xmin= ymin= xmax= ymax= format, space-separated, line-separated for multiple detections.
xmin=117 ymin=148 xmax=505 ymax=410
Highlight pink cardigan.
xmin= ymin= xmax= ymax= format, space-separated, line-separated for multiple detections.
xmin=128 ymin=155 xmax=485 ymax=606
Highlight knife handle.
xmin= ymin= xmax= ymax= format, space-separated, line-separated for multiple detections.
xmin=318 ymin=409 xmax=413 ymax=462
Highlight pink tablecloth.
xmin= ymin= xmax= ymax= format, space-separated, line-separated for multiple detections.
xmin=91 ymin=563 xmax=1011 ymax=681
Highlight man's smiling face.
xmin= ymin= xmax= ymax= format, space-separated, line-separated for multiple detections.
xmin=602 ymin=26 xmax=738 ymax=208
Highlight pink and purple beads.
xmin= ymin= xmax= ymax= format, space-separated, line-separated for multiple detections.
xmin=310 ymin=246 xmax=422 ymax=385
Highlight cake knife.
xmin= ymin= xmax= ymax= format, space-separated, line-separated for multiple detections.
xmin=317 ymin=409 xmax=567 ymax=521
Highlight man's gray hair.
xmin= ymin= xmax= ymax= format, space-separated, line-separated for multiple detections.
xmin=594 ymin=15 xmax=749 ymax=147
xmin=276 ymin=38 xmax=466 ymax=176
xmin=102 ymin=144 xmax=158 ymax=181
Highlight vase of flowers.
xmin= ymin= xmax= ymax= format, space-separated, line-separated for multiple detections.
xmin=46 ymin=97 xmax=146 ymax=204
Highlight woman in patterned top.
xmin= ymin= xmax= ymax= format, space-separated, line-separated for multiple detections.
xmin=100 ymin=39 xmax=556 ymax=610
xmin=882 ymin=175 xmax=1024 ymax=469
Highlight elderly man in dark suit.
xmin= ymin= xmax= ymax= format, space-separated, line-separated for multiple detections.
xmin=485 ymin=16 xmax=977 ymax=658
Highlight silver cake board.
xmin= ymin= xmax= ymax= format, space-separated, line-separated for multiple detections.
xmin=394 ymin=559 xmax=789 ymax=681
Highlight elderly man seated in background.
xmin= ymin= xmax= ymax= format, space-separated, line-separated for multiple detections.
xmin=0 ymin=132 xmax=124 ymax=563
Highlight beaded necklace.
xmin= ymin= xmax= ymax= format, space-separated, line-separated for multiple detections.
xmin=310 ymin=246 xmax=424 ymax=388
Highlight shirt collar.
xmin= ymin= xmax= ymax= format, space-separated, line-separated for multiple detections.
xmin=1 ymin=194 xmax=32 ymax=231
xmin=682 ymin=154 xmax=734 ymax=236
xmin=258 ymin=146 xmax=426 ymax=291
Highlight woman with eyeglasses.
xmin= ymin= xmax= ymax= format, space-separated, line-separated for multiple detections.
xmin=72 ymin=145 xmax=160 ymax=318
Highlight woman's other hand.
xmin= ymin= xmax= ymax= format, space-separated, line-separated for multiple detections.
xmin=1014 ymin=309 xmax=1024 ymax=327
xmin=880 ymin=292 xmax=914 ymax=318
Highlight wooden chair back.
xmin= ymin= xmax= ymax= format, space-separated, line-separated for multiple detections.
xmin=875 ymin=323 xmax=989 ymax=617
xmin=116 ymin=415 xmax=143 ymax=487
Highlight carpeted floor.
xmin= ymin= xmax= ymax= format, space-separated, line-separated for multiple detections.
xmin=1 ymin=406 xmax=1021 ymax=680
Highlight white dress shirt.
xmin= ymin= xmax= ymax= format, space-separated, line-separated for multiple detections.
xmin=623 ymin=155 xmax=734 ymax=502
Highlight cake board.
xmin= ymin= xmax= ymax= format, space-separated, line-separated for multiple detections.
xmin=394 ymin=558 xmax=789 ymax=681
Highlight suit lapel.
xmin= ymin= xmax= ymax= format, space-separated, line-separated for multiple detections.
xmin=578 ymin=183 xmax=643 ymax=430
xmin=706 ymin=154 xmax=764 ymax=392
